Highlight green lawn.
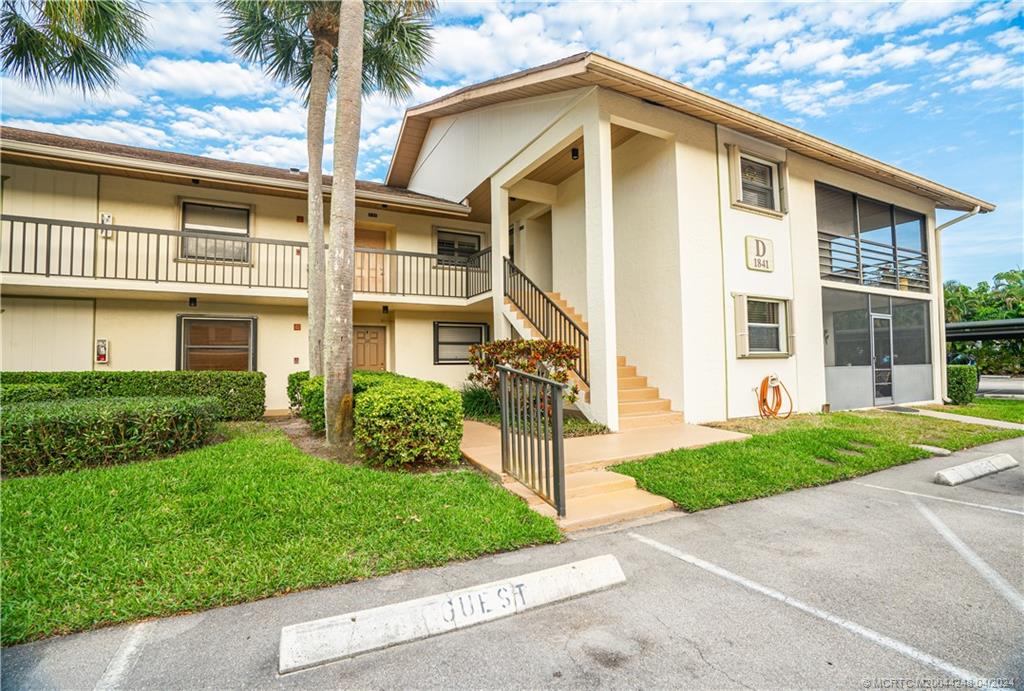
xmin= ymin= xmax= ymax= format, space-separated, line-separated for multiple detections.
xmin=1 ymin=425 xmax=560 ymax=645
xmin=614 ymin=411 xmax=1022 ymax=513
xmin=923 ymin=398 xmax=1024 ymax=424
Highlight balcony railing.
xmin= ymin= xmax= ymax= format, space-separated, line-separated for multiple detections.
xmin=818 ymin=230 xmax=930 ymax=293
xmin=1 ymin=215 xmax=491 ymax=299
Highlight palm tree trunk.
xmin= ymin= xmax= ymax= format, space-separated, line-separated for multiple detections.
xmin=305 ymin=31 xmax=332 ymax=379
xmin=324 ymin=0 xmax=364 ymax=458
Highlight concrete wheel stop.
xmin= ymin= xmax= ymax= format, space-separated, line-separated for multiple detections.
xmin=934 ymin=453 xmax=1019 ymax=486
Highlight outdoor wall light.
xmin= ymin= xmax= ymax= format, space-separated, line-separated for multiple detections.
xmin=571 ymin=147 xmax=579 ymax=160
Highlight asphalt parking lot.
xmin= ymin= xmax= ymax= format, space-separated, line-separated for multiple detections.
xmin=3 ymin=438 xmax=1022 ymax=690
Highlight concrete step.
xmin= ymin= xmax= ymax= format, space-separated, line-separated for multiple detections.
xmin=616 ymin=355 xmax=626 ymax=366
xmin=619 ymin=398 xmax=671 ymax=415
xmin=505 ymin=470 xmax=637 ymax=506
xmin=618 ymin=386 xmax=660 ymax=402
xmin=536 ymin=487 xmax=675 ymax=532
xmin=617 ymin=365 xmax=637 ymax=378
xmin=619 ymin=411 xmax=685 ymax=430
xmin=618 ymin=375 xmax=648 ymax=389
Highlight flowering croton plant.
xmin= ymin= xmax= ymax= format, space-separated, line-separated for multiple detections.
xmin=468 ymin=339 xmax=581 ymax=404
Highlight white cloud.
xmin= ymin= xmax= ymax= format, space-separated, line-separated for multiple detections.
xmin=991 ymin=26 xmax=1024 ymax=53
xmin=120 ymin=57 xmax=279 ymax=98
xmin=202 ymin=135 xmax=316 ymax=170
xmin=145 ymin=2 xmax=230 ymax=56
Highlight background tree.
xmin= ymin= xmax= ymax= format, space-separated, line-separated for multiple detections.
xmin=1 ymin=0 xmax=147 ymax=93
xmin=221 ymin=0 xmax=435 ymax=384
xmin=945 ymin=269 xmax=1023 ymax=375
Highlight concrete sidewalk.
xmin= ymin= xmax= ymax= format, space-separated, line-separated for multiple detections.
xmin=903 ymin=407 xmax=1024 ymax=431
xmin=4 ymin=438 xmax=1022 ymax=690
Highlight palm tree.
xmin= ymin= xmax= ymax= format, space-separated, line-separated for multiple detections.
xmin=0 ymin=0 xmax=147 ymax=93
xmin=324 ymin=0 xmax=363 ymax=458
xmin=220 ymin=0 xmax=435 ymax=386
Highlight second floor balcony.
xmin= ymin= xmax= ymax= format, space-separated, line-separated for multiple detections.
xmin=1 ymin=215 xmax=492 ymax=302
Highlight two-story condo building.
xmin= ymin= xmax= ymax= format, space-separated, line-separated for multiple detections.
xmin=0 ymin=53 xmax=994 ymax=427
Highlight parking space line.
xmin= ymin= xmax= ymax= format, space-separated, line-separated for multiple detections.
xmin=628 ymin=533 xmax=988 ymax=686
xmin=94 ymin=623 xmax=150 ymax=691
xmin=915 ymin=502 xmax=1024 ymax=614
xmin=855 ymin=483 xmax=1024 ymax=516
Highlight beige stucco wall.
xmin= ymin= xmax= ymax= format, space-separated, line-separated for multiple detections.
xmin=390 ymin=308 xmax=492 ymax=388
xmin=408 ymin=90 xmax=586 ymax=202
xmin=93 ymin=298 xmax=307 ymax=411
xmin=550 ymin=170 xmax=588 ymax=319
xmin=611 ymin=132 xmax=684 ymax=409
xmin=509 ymin=205 xmax=552 ymax=291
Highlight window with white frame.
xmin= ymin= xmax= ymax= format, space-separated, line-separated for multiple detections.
xmin=747 ymin=299 xmax=783 ymax=352
xmin=435 ymin=229 xmax=480 ymax=264
xmin=434 ymin=322 xmax=488 ymax=364
xmin=735 ymin=295 xmax=792 ymax=357
xmin=180 ymin=201 xmax=250 ymax=262
xmin=727 ymin=145 xmax=786 ymax=215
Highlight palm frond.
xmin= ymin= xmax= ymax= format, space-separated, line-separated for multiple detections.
xmin=0 ymin=0 xmax=146 ymax=93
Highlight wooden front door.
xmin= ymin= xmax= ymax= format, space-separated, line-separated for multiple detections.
xmin=354 ymin=326 xmax=386 ymax=371
xmin=355 ymin=228 xmax=387 ymax=293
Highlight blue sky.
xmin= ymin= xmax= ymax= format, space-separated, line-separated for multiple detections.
xmin=2 ymin=1 xmax=1021 ymax=285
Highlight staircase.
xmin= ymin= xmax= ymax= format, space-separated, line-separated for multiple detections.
xmin=501 ymin=465 xmax=673 ymax=531
xmin=504 ymin=289 xmax=684 ymax=430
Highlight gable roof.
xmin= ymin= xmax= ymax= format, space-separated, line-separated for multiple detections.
xmin=0 ymin=126 xmax=470 ymax=216
xmin=386 ymin=52 xmax=993 ymax=213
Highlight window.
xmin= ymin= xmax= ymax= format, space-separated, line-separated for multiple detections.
xmin=815 ymin=183 xmax=929 ymax=292
xmin=436 ymin=229 xmax=480 ymax=264
xmin=180 ymin=201 xmax=250 ymax=262
xmin=727 ymin=145 xmax=785 ymax=215
xmin=734 ymin=295 xmax=791 ymax=357
xmin=434 ymin=322 xmax=488 ymax=364
xmin=741 ymin=157 xmax=776 ymax=210
xmin=177 ymin=316 xmax=256 ymax=371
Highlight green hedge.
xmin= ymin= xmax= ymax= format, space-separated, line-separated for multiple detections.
xmin=357 ymin=381 xmax=462 ymax=467
xmin=947 ymin=365 xmax=977 ymax=406
xmin=287 ymin=371 xmax=310 ymax=411
xmin=295 ymin=371 xmax=461 ymax=467
xmin=0 ymin=383 xmax=68 ymax=405
xmin=300 ymin=376 xmax=326 ymax=433
xmin=2 ymin=371 xmax=264 ymax=420
xmin=1 ymin=396 xmax=221 ymax=476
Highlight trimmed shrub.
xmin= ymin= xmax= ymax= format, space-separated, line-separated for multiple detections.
xmin=300 ymin=376 xmax=325 ymax=433
xmin=2 ymin=371 xmax=264 ymax=420
xmin=287 ymin=370 xmax=310 ymax=411
xmin=1 ymin=383 xmax=68 ymax=405
xmin=356 ymin=381 xmax=462 ymax=467
xmin=1 ymin=396 xmax=221 ymax=476
xmin=947 ymin=365 xmax=978 ymax=406
xmin=469 ymin=339 xmax=580 ymax=403
xmin=461 ymin=384 xmax=500 ymax=419
xmin=297 ymin=371 xmax=461 ymax=467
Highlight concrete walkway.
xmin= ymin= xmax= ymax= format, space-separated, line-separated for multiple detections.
xmin=902 ymin=407 xmax=1024 ymax=431
xmin=461 ymin=420 xmax=747 ymax=530
xmin=4 ymin=438 xmax=1021 ymax=690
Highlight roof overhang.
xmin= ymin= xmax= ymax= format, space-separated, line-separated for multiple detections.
xmin=946 ymin=318 xmax=1024 ymax=341
xmin=1 ymin=132 xmax=471 ymax=218
xmin=387 ymin=52 xmax=994 ymax=214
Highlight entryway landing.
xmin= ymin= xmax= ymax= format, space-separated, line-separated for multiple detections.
xmin=461 ymin=420 xmax=747 ymax=531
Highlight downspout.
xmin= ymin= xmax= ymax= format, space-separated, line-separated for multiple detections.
xmin=934 ymin=205 xmax=981 ymax=401
xmin=713 ymin=125 xmax=730 ymax=418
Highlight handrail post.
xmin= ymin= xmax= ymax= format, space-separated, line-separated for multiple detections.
xmin=499 ymin=368 xmax=509 ymax=474
xmin=44 ymin=223 xmax=52 ymax=277
xmin=551 ymin=381 xmax=565 ymax=518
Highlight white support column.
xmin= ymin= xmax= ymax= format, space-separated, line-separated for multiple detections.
xmin=491 ymin=178 xmax=511 ymax=339
xmin=583 ymin=112 xmax=619 ymax=431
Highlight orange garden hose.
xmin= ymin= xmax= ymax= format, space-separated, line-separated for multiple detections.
xmin=757 ymin=375 xmax=793 ymax=419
